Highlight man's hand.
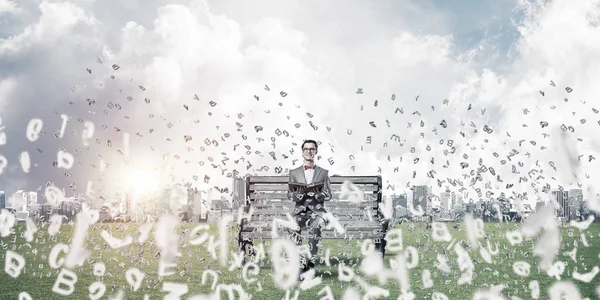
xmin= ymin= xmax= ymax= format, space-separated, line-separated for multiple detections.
xmin=291 ymin=191 xmax=304 ymax=202
xmin=315 ymin=192 xmax=325 ymax=202
xmin=316 ymin=176 xmax=332 ymax=202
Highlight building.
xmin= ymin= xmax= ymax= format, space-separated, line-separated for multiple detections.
xmin=185 ymin=187 xmax=197 ymax=221
xmin=59 ymin=198 xmax=83 ymax=222
xmin=535 ymin=200 xmax=546 ymax=213
xmin=570 ymin=188 xmax=583 ymax=203
xmin=411 ymin=185 xmax=431 ymax=212
xmin=395 ymin=206 xmax=408 ymax=218
xmin=453 ymin=193 xmax=463 ymax=209
xmin=569 ymin=189 xmax=584 ymax=219
xmin=28 ymin=204 xmax=39 ymax=221
xmin=123 ymin=191 xmax=132 ymax=216
xmin=552 ymin=189 xmax=570 ymax=220
xmin=5 ymin=190 xmax=38 ymax=212
xmin=188 ymin=188 xmax=206 ymax=221
xmin=27 ymin=191 xmax=37 ymax=206
xmin=39 ymin=203 xmax=55 ymax=222
xmin=232 ymin=177 xmax=246 ymax=207
xmin=391 ymin=194 xmax=408 ymax=218
xmin=0 ymin=191 xmax=5 ymax=209
xmin=211 ymin=199 xmax=223 ymax=210
xmin=391 ymin=194 xmax=407 ymax=206
xmin=569 ymin=189 xmax=583 ymax=202
xmin=440 ymin=192 xmax=451 ymax=211
xmin=397 ymin=194 xmax=408 ymax=208
xmin=522 ymin=204 xmax=533 ymax=218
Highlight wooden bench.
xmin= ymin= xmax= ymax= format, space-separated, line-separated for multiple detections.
xmin=236 ymin=175 xmax=389 ymax=262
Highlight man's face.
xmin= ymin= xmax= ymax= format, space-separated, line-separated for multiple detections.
xmin=302 ymin=142 xmax=317 ymax=162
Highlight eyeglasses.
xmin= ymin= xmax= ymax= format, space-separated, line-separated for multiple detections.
xmin=302 ymin=148 xmax=317 ymax=152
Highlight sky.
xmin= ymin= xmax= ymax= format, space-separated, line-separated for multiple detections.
xmin=1 ymin=0 xmax=600 ymax=207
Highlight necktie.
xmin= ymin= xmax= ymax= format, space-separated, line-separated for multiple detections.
xmin=304 ymin=165 xmax=315 ymax=170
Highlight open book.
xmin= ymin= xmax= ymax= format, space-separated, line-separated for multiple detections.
xmin=288 ymin=181 xmax=324 ymax=193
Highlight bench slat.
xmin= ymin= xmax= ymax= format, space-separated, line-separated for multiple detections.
xmin=241 ymin=221 xmax=382 ymax=231
xmin=246 ymin=205 xmax=378 ymax=215
xmin=249 ymin=211 xmax=377 ymax=218
xmin=240 ymin=231 xmax=385 ymax=240
xmin=249 ymin=208 xmax=376 ymax=214
xmin=251 ymin=215 xmax=375 ymax=223
xmin=248 ymin=176 xmax=380 ymax=184
xmin=245 ymin=209 xmax=378 ymax=219
xmin=249 ymin=192 xmax=378 ymax=201
xmin=249 ymin=217 xmax=377 ymax=225
xmin=247 ymin=204 xmax=378 ymax=211
xmin=248 ymin=201 xmax=378 ymax=209
xmin=242 ymin=222 xmax=381 ymax=233
xmin=249 ymin=184 xmax=380 ymax=192
xmin=250 ymin=208 xmax=376 ymax=214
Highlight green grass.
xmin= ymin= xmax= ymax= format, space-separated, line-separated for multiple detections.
xmin=1 ymin=220 xmax=599 ymax=299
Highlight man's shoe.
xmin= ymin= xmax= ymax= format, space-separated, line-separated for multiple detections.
xmin=298 ymin=269 xmax=307 ymax=281
xmin=298 ymin=263 xmax=308 ymax=282
xmin=306 ymin=260 xmax=315 ymax=270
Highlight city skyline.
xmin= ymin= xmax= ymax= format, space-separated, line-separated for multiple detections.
xmin=389 ymin=185 xmax=586 ymax=216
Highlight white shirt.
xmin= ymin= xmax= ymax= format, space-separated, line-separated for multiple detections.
xmin=304 ymin=165 xmax=315 ymax=184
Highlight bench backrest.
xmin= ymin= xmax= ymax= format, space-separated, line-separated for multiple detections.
xmin=240 ymin=175 xmax=384 ymax=240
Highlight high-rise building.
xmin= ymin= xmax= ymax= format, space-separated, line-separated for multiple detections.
xmin=391 ymin=194 xmax=408 ymax=218
xmin=188 ymin=187 xmax=205 ymax=221
xmin=7 ymin=190 xmax=29 ymax=212
xmin=570 ymin=189 xmax=583 ymax=204
xmin=412 ymin=185 xmax=431 ymax=212
xmin=452 ymin=193 xmax=463 ymax=209
xmin=440 ymin=192 xmax=451 ymax=211
xmin=27 ymin=192 xmax=38 ymax=211
xmin=390 ymin=194 xmax=406 ymax=207
xmin=211 ymin=199 xmax=223 ymax=210
xmin=569 ymin=189 xmax=583 ymax=219
xmin=552 ymin=189 xmax=570 ymax=219
xmin=233 ymin=177 xmax=246 ymax=206
xmin=0 ymin=191 xmax=5 ymax=209
xmin=125 ymin=191 xmax=132 ymax=216
xmin=40 ymin=203 xmax=55 ymax=222
xmin=59 ymin=199 xmax=82 ymax=222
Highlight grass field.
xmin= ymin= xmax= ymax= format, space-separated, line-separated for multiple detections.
xmin=1 ymin=220 xmax=599 ymax=299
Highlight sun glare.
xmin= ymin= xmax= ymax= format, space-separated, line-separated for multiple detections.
xmin=126 ymin=168 xmax=160 ymax=194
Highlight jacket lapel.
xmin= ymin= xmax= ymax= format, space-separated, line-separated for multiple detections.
xmin=297 ymin=167 xmax=307 ymax=184
xmin=312 ymin=165 xmax=322 ymax=183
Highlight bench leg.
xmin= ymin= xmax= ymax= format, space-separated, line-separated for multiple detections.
xmin=239 ymin=240 xmax=254 ymax=267
xmin=375 ymin=219 xmax=390 ymax=259
xmin=374 ymin=239 xmax=386 ymax=258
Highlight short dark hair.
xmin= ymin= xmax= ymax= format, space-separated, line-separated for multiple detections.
xmin=301 ymin=139 xmax=318 ymax=151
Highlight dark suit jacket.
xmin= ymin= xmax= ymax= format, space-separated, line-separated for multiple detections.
xmin=287 ymin=165 xmax=332 ymax=215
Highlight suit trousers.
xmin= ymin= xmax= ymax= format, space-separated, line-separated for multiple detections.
xmin=291 ymin=210 xmax=326 ymax=260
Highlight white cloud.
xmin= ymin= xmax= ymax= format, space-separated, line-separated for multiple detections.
xmin=1 ymin=0 xmax=600 ymax=207
xmin=443 ymin=0 xmax=600 ymax=202
xmin=0 ymin=77 xmax=16 ymax=112
xmin=392 ymin=32 xmax=453 ymax=67
xmin=0 ymin=0 xmax=20 ymax=15
xmin=0 ymin=1 xmax=97 ymax=54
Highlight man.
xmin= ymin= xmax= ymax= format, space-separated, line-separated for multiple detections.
xmin=287 ymin=139 xmax=332 ymax=278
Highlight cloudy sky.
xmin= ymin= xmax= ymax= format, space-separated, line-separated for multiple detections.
xmin=1 ymin=0 xmax=600 ymax=206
